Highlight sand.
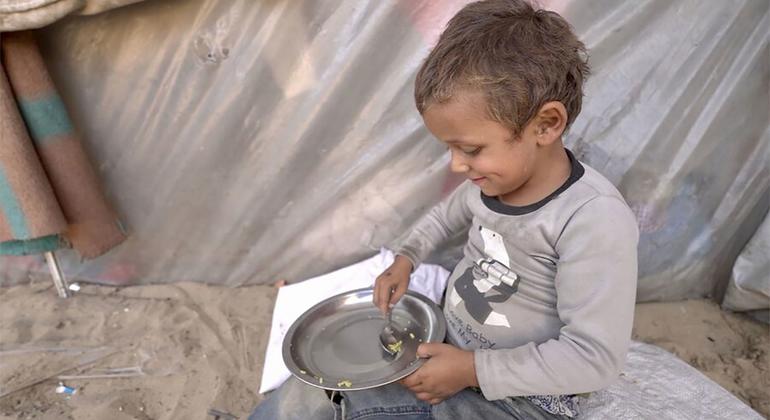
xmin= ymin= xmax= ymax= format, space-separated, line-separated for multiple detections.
xmin=0 ymin=280 xmax=276 ymax=420
xmin=0 ymin=279 xmax=767 ymax=419
xmin=632 ymin=300 xmax=769 ymax=417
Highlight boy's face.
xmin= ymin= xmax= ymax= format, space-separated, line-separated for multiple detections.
xmin=422 ymin=92 xmax=540 ymax=202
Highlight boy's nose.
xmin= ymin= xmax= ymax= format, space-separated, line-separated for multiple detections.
xmin=449 ymin=151 xmax=470 ymax=173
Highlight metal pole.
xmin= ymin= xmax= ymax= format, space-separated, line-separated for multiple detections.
xmin=44 ymin=251 xmax=69 ymax=298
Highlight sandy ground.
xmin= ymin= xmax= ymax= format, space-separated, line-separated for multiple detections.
xmin=633 ymin=300 xmax=769 ymax=417
xmin=0 ymin=280 xmax=276 ymax=420
xmin=0 ymin=279 xmax=767 ymax=419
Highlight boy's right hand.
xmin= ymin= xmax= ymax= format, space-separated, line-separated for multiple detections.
xmin=373 ymin=255 xmax=413 ymax=315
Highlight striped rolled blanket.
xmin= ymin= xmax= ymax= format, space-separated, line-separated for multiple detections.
xmin=0 ymin=31 xmax=126 ymax=258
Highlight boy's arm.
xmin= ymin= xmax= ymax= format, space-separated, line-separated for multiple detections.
xmin=375 ymin=181 xmax=474 ymax=313
xmin=475 ymin=196 xmax=639 ymax=398
xmin=395 ymin=181 xmax=475 ymax=268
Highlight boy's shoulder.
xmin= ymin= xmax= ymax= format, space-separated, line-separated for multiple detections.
xmin=570 ymin=162 xmax=626 ymax=203
xmin=548 ymin=161 xmax=640 ymax=257
xmin=537 ymin=157 xmax=636 ymax=226
xmin=557 ymin=160 xmax=639 ymax=236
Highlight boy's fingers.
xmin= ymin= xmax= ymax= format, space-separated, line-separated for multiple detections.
xmin=373 ymin=277 xmax=384 ymax=307
xmin=383 ymin=286 xmax=394 ymax=314
xmin=415 ymin=392 xmax=432 ymax=402
xmin=400 ymin=371 xmax=421 ymax=388
xmin=408 ymin=382 xmax=428 ymax=393
xmin=389 ymin=283 xmax=405 ymax=306
xmin=416 ymin=343 xmax=439 ymax=358
xmin=375 ymin=287 xmax=383 ymax=313
xmin=376 ymin=282 xmax=393 ymax=314
xmin=374 ymin=278 xmax=387 ymax=309
xmin=416 ymin=344 xmax=426 ymax=358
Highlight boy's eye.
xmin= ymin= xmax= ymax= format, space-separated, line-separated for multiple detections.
xmin=461 ymin=147 xmax=482 ymax=156
xmin=445 ymin=144 xmax=482 ymax=156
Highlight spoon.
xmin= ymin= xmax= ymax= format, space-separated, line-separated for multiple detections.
xmin=379 ymin=307 xmax=403 ymax=356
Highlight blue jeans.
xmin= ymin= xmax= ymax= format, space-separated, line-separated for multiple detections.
xmin=249 ymin=377 xmax=569 ymax=420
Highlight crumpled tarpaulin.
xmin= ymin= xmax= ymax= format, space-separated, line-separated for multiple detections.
xmin=0 ymin=0 xmax=147 ymax=31
xmin=0 ymin=31 xmax=125 ymax=258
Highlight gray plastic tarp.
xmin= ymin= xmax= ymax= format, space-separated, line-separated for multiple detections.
xmin=0 ymin=0 xmax=768 ymax=302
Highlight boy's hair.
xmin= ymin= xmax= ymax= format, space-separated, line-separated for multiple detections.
xmin=414 ymin=0 xmax=589 ymax=134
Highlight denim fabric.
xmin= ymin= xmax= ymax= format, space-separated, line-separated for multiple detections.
xmin=250 ymin=377 xmax=569 ymax=420
xmin=249 ymin=377 xmax=339 ymax=420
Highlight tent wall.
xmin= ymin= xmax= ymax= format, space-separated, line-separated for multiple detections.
xmin=0 ymin=0 xmax=768 ymax=303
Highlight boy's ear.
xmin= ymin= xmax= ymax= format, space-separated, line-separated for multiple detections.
xmin=532 ymin=101 xmax=567 ymax=145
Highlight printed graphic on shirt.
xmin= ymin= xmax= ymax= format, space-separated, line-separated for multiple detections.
xmin=446 ymin=308 xmax=497 ymax=348
xmin=448 ymin=226 xmax=519 ymax=328
xmin=478 ymin=225 xmax=509 ymax=266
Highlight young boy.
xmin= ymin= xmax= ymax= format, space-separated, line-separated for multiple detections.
xmin=251 ymin=1 xmax=637 ymax=419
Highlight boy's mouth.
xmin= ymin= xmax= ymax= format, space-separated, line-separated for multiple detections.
xmin=471 ymin=176 xmax=486 ymax=185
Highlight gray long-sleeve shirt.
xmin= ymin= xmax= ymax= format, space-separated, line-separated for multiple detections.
xmin=396 ymin=151 xmax=639 ymax=401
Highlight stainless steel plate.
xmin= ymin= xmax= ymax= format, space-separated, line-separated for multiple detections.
xmin=282 ymin=288 xmax=446 ymax=391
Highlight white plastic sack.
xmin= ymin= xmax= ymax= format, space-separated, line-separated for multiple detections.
xmin=582 ymin=342 xmax=762 ymax=419
xmin=722 ymin=211 xmax=770 ymax=314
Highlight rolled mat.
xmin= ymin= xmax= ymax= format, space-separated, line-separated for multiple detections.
xmin=0 ymin=31 xmax=126 ymax=258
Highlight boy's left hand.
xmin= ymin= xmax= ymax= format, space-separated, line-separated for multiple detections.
xmin=399 ymin=343 xmax=478 ymax=405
